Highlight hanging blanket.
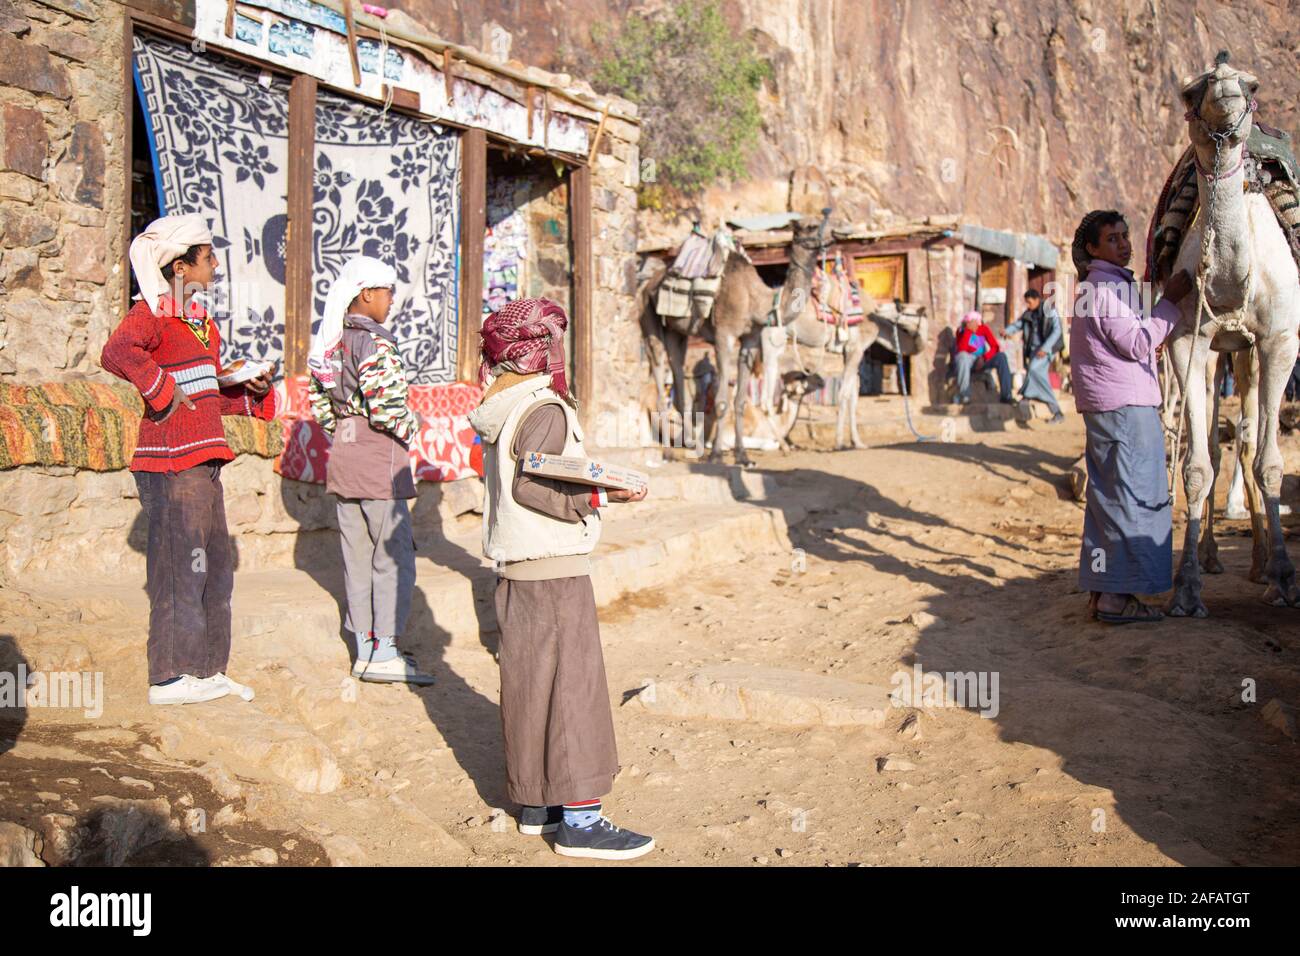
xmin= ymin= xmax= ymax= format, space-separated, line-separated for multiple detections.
xmin=277 ymin=377 xmax=483 ymax=485
xmin=132 ymin=35 xmax=461 ymax=384
xmin=0 ymin=380 xmax=281 ymax=471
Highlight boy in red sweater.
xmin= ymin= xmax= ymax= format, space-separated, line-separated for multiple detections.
xmin=102 ymin=213 xmax=277 ymax=706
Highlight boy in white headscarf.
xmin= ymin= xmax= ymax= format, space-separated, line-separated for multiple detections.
xmin=102 ymin=213 xmax=276 ymax=706
xmin=309 ymin=256 xmax=432 ymax=685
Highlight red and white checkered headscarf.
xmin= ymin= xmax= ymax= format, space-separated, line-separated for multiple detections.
xmin=478 ymin=297 xmax=572 ymax=402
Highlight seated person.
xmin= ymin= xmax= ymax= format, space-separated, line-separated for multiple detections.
xmin=952 ymin=311 xmax=1012 ymax=405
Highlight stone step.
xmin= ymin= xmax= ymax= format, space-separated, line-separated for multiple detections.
xmin=39 ymin=496 xmax=800 ymax=655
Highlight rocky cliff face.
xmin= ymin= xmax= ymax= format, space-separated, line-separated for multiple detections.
xmin=411 ymin=0 xmax=1300 ymax=261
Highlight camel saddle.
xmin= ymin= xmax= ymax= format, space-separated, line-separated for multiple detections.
xmin=656 ymin=228 xmax=740 ymax=332
xmin=1146 ymin=120 xmax=1300 ymax=283
xmin=811 ymin=253 xmax=865 ymax=330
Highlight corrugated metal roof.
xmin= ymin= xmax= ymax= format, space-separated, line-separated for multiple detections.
xmin=959 ymin=224 xmax=1059 ymax=268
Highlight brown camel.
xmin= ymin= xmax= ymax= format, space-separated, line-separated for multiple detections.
xmin=639 ymin=216 xmax=828 ymax=466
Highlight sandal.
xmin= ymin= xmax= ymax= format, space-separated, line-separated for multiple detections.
xmin=1087 ymin=591 xmax=1100 ymax=620
xmin=1096 ymin=596 xmax=1164 ymax=625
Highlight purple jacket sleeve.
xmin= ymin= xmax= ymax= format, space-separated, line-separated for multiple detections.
xmin=1096 ymin=285 xmax=1183 ymax=361
xmin=510 ymin=403 xmax=596 ymax=523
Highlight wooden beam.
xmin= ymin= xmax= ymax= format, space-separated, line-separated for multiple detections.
xmin=570 ymin=164 xmax=594 ymax=416
xmin=586 ymin=105 xmax=609 ymax=165
xmin=457 ymin=127 xmax=487 ymax=382
xmin=342 ymin=0 xmax=361 ymax=87
xmin=284 ymin=73 xmax=318 ymax=379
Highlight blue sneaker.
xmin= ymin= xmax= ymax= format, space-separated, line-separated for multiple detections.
xmin=554 ymin=817 xmax=655 ymax=861
xmin=518 ymin=805 xmax=562 ymax=836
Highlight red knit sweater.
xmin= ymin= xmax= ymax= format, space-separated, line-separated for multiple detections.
xmin=101 ymin=296 xmax=277 ymax=473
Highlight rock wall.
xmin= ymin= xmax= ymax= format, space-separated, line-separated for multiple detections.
xmin=0 ymin=0 xmax=121 ymax=380
xmin=414 ymin=0 xmax=1300 ymax=258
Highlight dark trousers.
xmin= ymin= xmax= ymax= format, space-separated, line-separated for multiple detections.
xmin=134 ymin=463 xmax=234 ymax=684
xmin=495 ymin=575 xmax=618 ymax=807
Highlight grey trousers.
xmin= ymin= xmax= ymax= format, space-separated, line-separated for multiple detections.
xmin=953 ymin=351 xmax=1012 ymax=401
xmin=1021 ymin=354 xmax=1061 ymax=414
xmin=335 ymin=497 xmax=415 ymax=639
xmin=495 ymin=575 xmax=618 ymax=807
xmin=135 ymin=463 xmax=234 ymax=684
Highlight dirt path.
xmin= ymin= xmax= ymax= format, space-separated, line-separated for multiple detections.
xmin=3 ymin=414 xmax=1298 ymax=866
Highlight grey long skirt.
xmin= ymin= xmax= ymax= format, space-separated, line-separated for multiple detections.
xmin=1077 ymin=405 xmax=1173 ymax=595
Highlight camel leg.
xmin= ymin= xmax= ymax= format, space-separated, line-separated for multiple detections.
xmin=707 ymin=334 xmax=738 ymax=464
xmin=664 ymin=331 xmax=692 ymax=456
xmin=1253 ymin=333 xmax=1300 ymax=606
xmin=1198 ymin=353 xmax=1225 ymax=574
xmin=732 ymin=335 xmax=757 ymax=468
xmin=1167 ymin=334 xmax=1213 ymax=618
xmin=1234 ymin=349 xmax=1269 ymax=582
xmin=840 ymin=337 xmax=869 ymax=449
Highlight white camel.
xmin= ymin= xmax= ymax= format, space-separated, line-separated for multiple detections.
xmin=1165 ymin=58 xmax=1300 ymax=615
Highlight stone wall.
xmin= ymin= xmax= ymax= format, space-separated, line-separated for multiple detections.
xmin=0 ymin=455 xmax=485 ymax=586
xmin=586 ymin=113 xmax=644 ymax=448
xmin=0 ymin=0 xmax=123 ymax=381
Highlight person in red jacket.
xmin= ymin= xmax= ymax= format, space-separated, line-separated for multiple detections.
xmin=952 ymin=311 xmax=1013 ymax=405
xmin=102 ymin=213 xmax=276 ymax=706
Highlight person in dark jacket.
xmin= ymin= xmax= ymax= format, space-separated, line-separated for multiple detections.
xmin=1005 ymin=288 xmax=1066 ymax=423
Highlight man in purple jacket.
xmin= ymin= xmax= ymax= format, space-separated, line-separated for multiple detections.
xmin=1069 ymin=210 xmax=1193 ymax=624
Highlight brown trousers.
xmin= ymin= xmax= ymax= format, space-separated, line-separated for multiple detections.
xmin=495 ymin=574 xmax=618 ymax=806
xmin=135 ymin=463 xmax=234 ymax=684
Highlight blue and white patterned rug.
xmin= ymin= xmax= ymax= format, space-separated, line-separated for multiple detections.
xmin=132 ymin=33 xmax=460 ymax=384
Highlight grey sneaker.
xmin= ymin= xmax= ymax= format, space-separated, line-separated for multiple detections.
xmin=554 ymin=817 xmax=655 ymax=861
xmin=518 ymin=805 xmax=562 ymax=835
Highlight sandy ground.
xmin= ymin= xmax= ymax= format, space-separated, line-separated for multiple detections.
xmin=3 ymin=410 xmax=1299 ymax=866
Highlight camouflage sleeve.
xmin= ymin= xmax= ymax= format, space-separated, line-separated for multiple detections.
xmin=357 ymin=338 xmax=419 ymax=445
xmin=308 ymin=374 xmax=336 ymax=435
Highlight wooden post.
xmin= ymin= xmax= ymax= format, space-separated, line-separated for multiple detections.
xmin=284 ymin=74 xmax=317 ymax=379
xmin=443 ymin=49 xmax=456 ymax=105
xmin=570 ymin=163 xmax=594 ymax=417
xmin=457 ymin=127 xmax=487 ymax=382
xmin=342 ymin=0 xmax=361 ymax=87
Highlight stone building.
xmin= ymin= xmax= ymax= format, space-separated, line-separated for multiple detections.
xmin=726 ymin=214 xmax=1061 ymax=405
xmin=0 ymin=0 xmax=643 ymax=584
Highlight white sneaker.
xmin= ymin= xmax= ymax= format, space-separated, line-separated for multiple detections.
xmin=351 ymin=653 xmax=435 ymax=686
xmin=212 ymin=672 xmax=255 ymax=701
xmin=147 ymin=674 xmax=230 ymax=706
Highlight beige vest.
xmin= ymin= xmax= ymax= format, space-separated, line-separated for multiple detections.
xmin=482 ymin=380 xmax=600 ymax=572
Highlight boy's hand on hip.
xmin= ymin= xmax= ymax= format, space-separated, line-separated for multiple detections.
xmin=608 ymin=486 xmax=648 ymax=503
xmin=161 ymin=388 xmax=195 ymax=421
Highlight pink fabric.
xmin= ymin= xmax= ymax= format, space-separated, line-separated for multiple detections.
xmin=276 ymin=376 xmax=484 ymax=484
xmin=479 ymin=298 xmax=572 ymax=401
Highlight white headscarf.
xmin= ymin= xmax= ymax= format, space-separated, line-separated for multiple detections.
xmin=308 ymin=255 xmax=398 ymax=385
xmin=128 ymin=213 xmax=214 ymax=314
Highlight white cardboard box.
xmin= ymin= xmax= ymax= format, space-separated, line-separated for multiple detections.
xmin=520 ymin=452 xmax=649 ymax=492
